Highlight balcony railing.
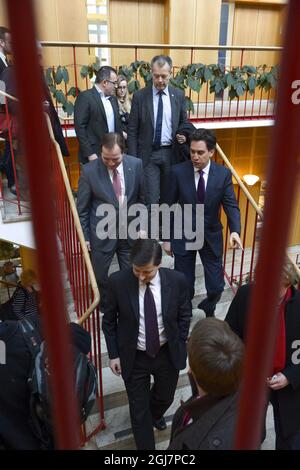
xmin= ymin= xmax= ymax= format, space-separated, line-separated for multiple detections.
xmin=40 ymin=41 xmax=282 ymax=122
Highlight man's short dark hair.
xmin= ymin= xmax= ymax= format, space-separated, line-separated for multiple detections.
xmin=95 ymin=66 xmax=117 ymax=84
xmin=188 ymin=318 xmax=244 ymax=397
xmin=130 ymin=239 xmax=162 ymax=267
xmin=0 ymin=27 xmax=10 ymax=42
xmin=190 ymin=129 xmax=217 ymax=151
xmin=101 ymin=132 xmax=125 ymax=153
xmin=151 ymin=55 xmax=173 ymax=72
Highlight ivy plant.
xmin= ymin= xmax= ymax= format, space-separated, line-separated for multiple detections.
xmin=45 ymin=60 xmax=279 ymax=116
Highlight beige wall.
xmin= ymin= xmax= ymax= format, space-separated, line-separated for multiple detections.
xmin=231 ymin=3 xmax=286 ymax=66
xmin=109 ymin=0 xmax=165 ymax=67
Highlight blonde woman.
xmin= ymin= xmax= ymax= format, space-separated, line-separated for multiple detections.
xmin=116 ymin=75 xmax=131 ymax=140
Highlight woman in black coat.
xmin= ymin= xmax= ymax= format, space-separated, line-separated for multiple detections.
xmin=225 ymin=260 xmax=300 ymax=450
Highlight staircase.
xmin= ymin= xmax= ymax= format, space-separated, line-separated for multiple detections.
xmin=82 ymin=252 xmax=235 ymax=451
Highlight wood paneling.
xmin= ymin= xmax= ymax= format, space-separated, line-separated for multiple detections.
xmin=231 ymin=3 xmax=286 ymax=66
xmin=109 ymin=0 xmax=165 ymax=67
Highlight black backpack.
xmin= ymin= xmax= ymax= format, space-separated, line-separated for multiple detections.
xmin=19 ymin=316 xmax=98 ymax=449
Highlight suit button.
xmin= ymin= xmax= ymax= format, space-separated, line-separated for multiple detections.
xmin=212 ymin=438 xmax=221 ymax=448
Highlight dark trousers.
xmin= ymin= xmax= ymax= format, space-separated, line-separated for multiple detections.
xmin=0 ymin=140 xmax=15 ymax=188
xmin=124 ymin=344 xmax=179 ymax=450
xmin=174 ymin=240 xmax=225 ymax=300
xmin=271 ymin=393 xmax=300 ymax=450
xmin=91 ymin=239 xmax=131 ymax=310
xmin=144 ymin=147 xmax=172 ymax=205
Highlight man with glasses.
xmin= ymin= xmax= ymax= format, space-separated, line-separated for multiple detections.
xmin=74 ymin=66 xmax=122 ymax=164
xmin=77 ymin=132 xmax=147 ymax=311
xmin=127 ymin=55 xmax=187 ymax=205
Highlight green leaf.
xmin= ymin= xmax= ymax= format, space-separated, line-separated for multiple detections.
xmin=67 ymin=86 xmax=80 ymax=97
xmin=91 ymin=62 xmax=100 ymax=72
xmin=127 ymin=79 xmax=140 ymax=94
xmin=236 ymin=84 xmax=245 ymax=96
xmin=247 ymin=76 xmax=256 ymax=93
xmin=226 ymin=73 xmax=235 ymax=87
xmin=185 ymin=96 xmax=194 ymax=113
xmin=62 ymin=67 xmax=69 ymax=84
xmin=55 ymin=66 xmax=63 ymax=85
xmin=63 ymin=101 xmax=74 ymax=116
xmin=55 ymin=90 xmax=67 ymax=104
xmin=229 ymin=88 xmax=237 ymax=100
xmin=204 ymin=67 xmax=212 ymax=82
xmin=49 ymin=84 xmax=56 ymax=95
xmin=80 ymin=65 xmax=89 ymax=79
xmin=45 ymin=68 xmax=53 ymax=86
xmin=187 ymin=77 xmax=201 ymax=93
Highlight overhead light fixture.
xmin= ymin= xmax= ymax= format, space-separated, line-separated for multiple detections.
xmin=243 ymin=174 xmax=260 ymax=186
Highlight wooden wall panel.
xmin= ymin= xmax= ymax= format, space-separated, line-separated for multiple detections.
xmin=231 ymin=4 xmax=285 ymax=66
xmin=109 ymin=0 xmax=164 ymax=68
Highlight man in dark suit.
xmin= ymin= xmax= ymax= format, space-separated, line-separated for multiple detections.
xmin=77 ymin=132 xmax=147 ymax=310
xmin=163 ymin=129 xmax=242 ymax=316
xmin=102 ymin=239 xmax=191 ymax=450
xmin=127 ymin=55 xmax=187 ymax=204
xmin=0 ymin=27 xmax=11 ymax=77
xmin=74 ymin=66 xmax=122 ymax=165
xmin=168 ymin=317 xmax=244 ymax=450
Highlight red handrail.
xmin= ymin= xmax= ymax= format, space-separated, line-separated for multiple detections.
xmin=234 ymin=0 xmax=300 ymax=449
xmin=5 ymin=0 xmax=80 ymax=449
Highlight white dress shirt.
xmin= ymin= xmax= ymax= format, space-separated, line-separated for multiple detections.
xmin=152 ymin=85 xmax=172 ymax=146
xmin=194 ymin=159 xmax=211 ymax=191
xmin=137 ymin=271 xmax=167 ymax=351
xmin=108 ymin=162 xmax=125 ymax=205
xmin=0 ymin=52 xmax=8 ymax=67
xmin=95 ymin=84 xmax=115 ymax=132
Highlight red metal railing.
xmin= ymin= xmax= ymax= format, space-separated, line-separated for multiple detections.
xmin=47 ymin=117 xmax=105 ymax=442
xmin=40 ymin=41 xmax=281 ymax=123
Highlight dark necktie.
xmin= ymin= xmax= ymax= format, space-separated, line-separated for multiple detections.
xmin=144 ymin=283 xmax=160 ymax=357
xmin=197 ymin=170 xmax=205 ymax=204
xmin=153 ymin=90 xmax=163 ymax=149
xmin=112 ymin=169 xmax=122 ymax=201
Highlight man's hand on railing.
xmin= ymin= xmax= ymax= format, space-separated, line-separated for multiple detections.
xmin=109 ymin=358 xmax=122 ymax=376
xmin=85 ymin=241 xmax=91 ymax=251
xmin=230 ymin=232 xmax=243 ymax=250
xmin=163 ymin=241 xmax=173 ymax=257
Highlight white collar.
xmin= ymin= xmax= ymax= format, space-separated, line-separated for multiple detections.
xmin=194 ymin=159 xmax=211 ymax=174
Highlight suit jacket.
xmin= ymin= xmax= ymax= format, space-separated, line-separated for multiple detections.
xmin=225 ymin=284 xmax=300 ymax=439
xmin=165 ymin=160 xmax=241 ymax=256
xmin=168 ymin=392 xmax=239 ymax=450
xmin=74 ymin=87 xmax=122 ymax=164
xmin=76 ymin=155 xmax=146 ymax=253
xmin=127 ymin=85 xmax=187 ymax=165
xmin=102 ymin=267 xmax=192 ymax=380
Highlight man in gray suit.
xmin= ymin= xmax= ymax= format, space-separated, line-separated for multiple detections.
xmin=74 ymin=66 xmax=122 ymax=165
xmin=127 ymin=55 xmax=187 ymax=204
xmin=77 ymin=132 xmax=147 ymax=310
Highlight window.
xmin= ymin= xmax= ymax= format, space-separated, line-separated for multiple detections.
xmin=88 ymin=21 xmax=109 ymax=65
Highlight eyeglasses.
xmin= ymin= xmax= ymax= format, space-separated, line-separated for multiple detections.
xmin=106 ymin=79 xmax=118 ymax=86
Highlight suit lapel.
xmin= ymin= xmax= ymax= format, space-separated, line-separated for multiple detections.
xmin=187 ymin=161 xmax=197 ymax=203
xmin=159 ymin=269 xmax=171 ymax=321
xmin=205 ymin=160 xmax=217 ymax=205
xmin=146 ymin=86 xmax=154 ymax=130
xmin=92 ymin=86 xmax=108 ymax=125
xmin=128 ymin=270 xmax=140 ymax=322
xmin=169 ymin=86 xmax=177 ymax=137
xmin=122 ymin=155 xmax=133 ymax=200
